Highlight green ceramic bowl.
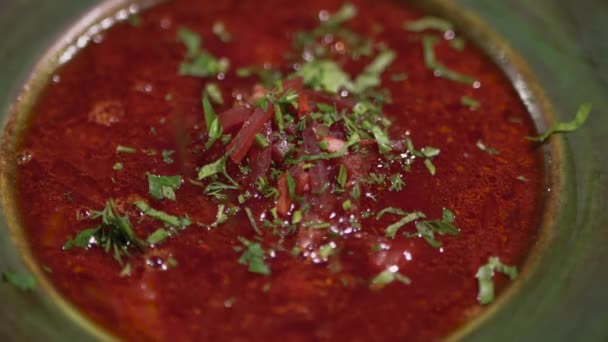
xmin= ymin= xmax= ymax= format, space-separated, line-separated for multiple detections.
xmin=1 ymin=0 xmax=606 ymax=341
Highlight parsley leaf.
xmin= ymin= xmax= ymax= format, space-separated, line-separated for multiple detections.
xmin=297 ymin=60 xmax=352 ymax=94
xmin=64 ymin=200 xmax=146 ymax=264
xmin=527 ymin=103 xmax=591 ymax=143
xmin=147 ymin=174 xmax=182 ymax=201
xmin=134 ymin=201 xmax=191 ymax=228
xmin=422 ymin=35 xmax=477 ymax=85
xmin=256 ymin=176 xmax=280 ymax=199
xmin=116 ymin=145 xmax=136 ymax=154
xmin=370 ymin=267 xmax=411 ymax=290
xmin=177 ymin=27 xmax=229 ymax=77
xmin=146 ymin=228 xmax=170 ymax=245
xmin=384 ymin=211 xmax=426 ymax=238
xmin=237 ymin=237 xmax=271 ymax=276
xmin=162 ymin=150 xmax=175 ymax=164
xmin=476 ymin=256 xmax=518 ymax=304
xmin=205 ymin=83 xmax=224 ymax=105
xmin=410 ymin=208 xmax=459 ymax=247
xmin=202 ymin=91 xmax=224 ymax=150
xmin=324 ymin=3 xmax=357 ymax=27
xmin=476 ymin=140 xmax=500 ymax=155
xmin=404 ymin=16 xmax=454 ymax=33
xmin=351 ymin=49 xmax=396 ymax=93
xmin=389 ymin=174 xmax=405 ymax=191
xmin=461 ymin=96 xmax=480 ymax=110
xmin=197 ymin=152 xmax=238 ymax=186
xmin=2 ymin=270 xmax=36 ymax=291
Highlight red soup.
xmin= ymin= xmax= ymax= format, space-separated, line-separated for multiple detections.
xmin=15 ymin=0 xmax=544 ymax=340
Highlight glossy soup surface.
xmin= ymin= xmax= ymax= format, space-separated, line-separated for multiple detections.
xmin=15 ymin=0 xmax=544 ymax=340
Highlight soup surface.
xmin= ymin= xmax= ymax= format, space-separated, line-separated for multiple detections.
xmin=14 ymin=0 xmax=544 ymax=340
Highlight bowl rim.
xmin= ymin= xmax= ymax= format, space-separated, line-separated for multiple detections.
xmin=0 ymin=0 xmax=564 ymax=340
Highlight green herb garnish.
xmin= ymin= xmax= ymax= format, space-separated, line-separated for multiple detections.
xmin=205 ymin=83 xmax=224 ymax=105
xmin=162 ymin=150 xmax=175 ymax=164
xmin=254 ymin=133 xmax=270 ymax=148
xmin=405 ymin=16 xmax=454 ymax=33
xmin=116 ymin=145 xmax=137 ymax=154
xmin=244 ymin=207 xmax=261 ymax=235
xmin=177 ymin=27 xmax=229 ymax=77
xmin=383 ymin=211 xmax=426 ymax=239
xmin=297 ymin=59 xmax=352 ymax=94
xmin=202 ymin=91 xmax=224 ymax=150
xmin=237 ymin=237 xmax=271 ymax=276
xmin=422 ymin=35 xmax=477 ymax=85
xmin=64 ymin=200 xmax=146 ymax=264
xmin=2 ymin=270 xmax=36 ymax=291
xmin=409 ymin=208 xmax=459 ymax=247
xmin=389 ymin=174 xmax=405 ymax=191
xmin=526 ymin=103 xmax=591 ymax=143
xmin=370 ymin=267 xmax=411 ymax=290
xmin=351 ymin=49 xmax=396 ymax=93
xmin=476 ymin=140 xmax=500 ymax=155
xmin=146 ymin=228 xmax=170 ymax=245
xmin=148 ymin=174 xmax=182 ymax=201
xmin=461 ymin=96 xmax=480 ymax=110
xmin=256 ymin=176 xmax=279 ymax=199
xmin=134 ymin=200 xmax=191 ymax=228
xmin=476 ymin=256 xmax=518 ymax=304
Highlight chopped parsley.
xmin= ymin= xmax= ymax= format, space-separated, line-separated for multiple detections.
xmin=476 ymin=256 xmax=518 ymax=304
xmin=146 ymin=228 xmax=171 ymax=245
xmin=461 ymin=96 xmax=480 ymax=110
xmin=318 ymin=242 xmax=337 ymax=259
xmin=406 ymin=138 xmax=440 ymax=176
xmin=370 ymin=267 xmax=411 ymax=290
xmin=162 ymin=150 xmax=175 ymax=164
xmin=256 ymin=176 xmax=279 ymax=199
xmin=147 ymin=174 xmax=183 ymax=201
xmin=205 ymin=83 xmax=224 ymax=105
xmin=244 ymin=207 xmax=261 ymax=235
xmin=2 ymin=270 xmax=36 ymax=291
xmin=237 ymin=237 xmax=271 ymax=276
xmin=134 ymin=200 xmax=191 ymax=228
xmin=177 ymin=27 xmax=229 ymax=77
xmin=254 ymin=133 xmax=270 ymax=148
xmin=297 ymin=49 xmax=395 ymax=95
xmin=336 ymin=164 xmax=348 ymax=192
xmin=476 ymin=140 xmax=500 ymax=155
xmin=527 ymin=103 xmax=591 ymax=143
xmin=351 ymin=49 xmax=396 ymax=93
xmin=202 ymin=91 xmax=224 ymax=149
xmin=64 ymin=200 xmax=146 ymax=264
xmin=422 ymin=35 xmax=477 ymax=85
xmin=410 ymin=208 xmax=459 ymax=247
xmin=116 ymin=145 xmax=136 ymax=154
xmin=383 ymin=211 xmax=426 ymax=239
xmin=404 ymin=16 xmax=454 ymax=33
xmin=297 ymin=59 xmax=351 ymax=94
xmin=197 ymin=152 xmax=238 ymax=186
xmin=113 ymin=162 xmax=123 ymax=171
xmin=389 ymin=174 xmax=405 ymax=191
xmin=324 ymin=3 xmax=357 ymax=27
